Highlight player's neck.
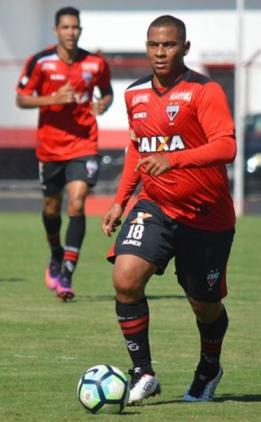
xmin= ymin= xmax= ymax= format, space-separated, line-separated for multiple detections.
xmin=153 ymin=65 xmax=187 ymax=88
xmin=57 ymin=45 xmax=78 ymax=64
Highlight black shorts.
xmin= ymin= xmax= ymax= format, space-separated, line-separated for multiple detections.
xmin=110 ymin=199 xmax=235 ymax=302
xmin=39 ymin=155 xmax=101 ymax=197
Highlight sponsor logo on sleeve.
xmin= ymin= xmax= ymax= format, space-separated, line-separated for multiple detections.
xmin=133 ymin=111 xmax=148 ymax=119
xmin=132 ymin=93 xmax=150 ymax=106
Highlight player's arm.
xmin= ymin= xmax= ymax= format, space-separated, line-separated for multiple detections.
xmin=137 ymin=82 xmax=236 ymax=176
xmin=16 ymin=82 xmax=78 ymax=109
xmin=91 ymin=58 xmax=113 ymax=115
xmin=102 ymin=141 xmax=140 ymax=236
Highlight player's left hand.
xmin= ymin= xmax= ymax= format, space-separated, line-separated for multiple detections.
xmin=135 ymin=153 xmax=172 ymax=176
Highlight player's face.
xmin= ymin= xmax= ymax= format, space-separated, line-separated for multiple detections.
xmin=146 ymin=25 xmax=189 ymax=81
xmin=54 ymin=15 xmax=81 ymax=51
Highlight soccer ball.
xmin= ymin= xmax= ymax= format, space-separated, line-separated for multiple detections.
xmin=77 ymin=364 xmax=129 ymax=414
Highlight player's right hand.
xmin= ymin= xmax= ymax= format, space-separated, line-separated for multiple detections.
xmin=53 ymin=82 xmax=77 ymax=104
xmin=102 ymin=203 xmax=123 ymax=237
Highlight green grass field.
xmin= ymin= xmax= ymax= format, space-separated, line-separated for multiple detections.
xmin=0 ymin=213 xmax=260 ymax=421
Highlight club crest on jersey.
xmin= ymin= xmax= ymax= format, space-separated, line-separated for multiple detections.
xmin=137 ymin=135 xmax=185 ymax=152
xmin=166 ymin=104 xmax=179 ymax=122
xmin=82 ymin=72 xmax=93 ymax=83
xmin=206 ymin=269 xmax=220 ymax=289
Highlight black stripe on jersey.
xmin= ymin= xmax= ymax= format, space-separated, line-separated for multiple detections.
xmin=125 ymin=68 xmax=211 ymax=97
xmin=18 ymin=47 xmax=57 ymax=88
xmin=183 ymin=69 xmax=211 ymax=85
xmin=75 ymin=47 xmax=108 ymax=62
xmin=75 ymin=48 xmax=90 ymax=62
xmin=126 ymin=75 xmax=152 ymax=90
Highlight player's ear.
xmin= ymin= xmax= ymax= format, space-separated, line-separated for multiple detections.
xmin=184 ymin=41 xmax=191 ymax=56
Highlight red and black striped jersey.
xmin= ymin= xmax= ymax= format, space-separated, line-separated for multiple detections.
xmin=16 ymin=45 xmax=112 ymax=162
xmin=115 ymin=68 xmax=236 ymax=231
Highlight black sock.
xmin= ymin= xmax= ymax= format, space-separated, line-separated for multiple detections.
xmin=61 ymin=215 xmax=86 ymax=281
xmin=197 ymin=308 xmax=228 ymax=377
xmin=116 ymin=298 xmax=153 ymax=371
xmin=42 ymin=213 xmax=63 ymax=261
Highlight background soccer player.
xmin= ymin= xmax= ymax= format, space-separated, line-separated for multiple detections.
xmin=16 ymin=7 xmax=113 ymax=301
xmin=102 ymin=15 xmax=236 ymax=403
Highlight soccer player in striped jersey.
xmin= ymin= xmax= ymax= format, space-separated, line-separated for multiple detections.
xmin=16 ymin=7 xmax=113 ymax=301
xmin=102 ymin=15 xmax=236 ymax=403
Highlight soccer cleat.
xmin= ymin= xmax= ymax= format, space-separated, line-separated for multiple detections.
xmin=45 ymin=258 xmax=61 ymax=290
xmin=128 ymin=367 xmax=161 ymax=405
xmin=56 ymin=277 xmax=75 ymax=301
xmin=183 ymin=366 xmax=223 ymax=402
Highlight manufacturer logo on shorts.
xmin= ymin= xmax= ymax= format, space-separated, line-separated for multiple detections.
xmin=130 ymin=212 xmax=152 ymax=224
xmin=206 ymin=269 xmax=220 ymax=289
xmin=86 ymin=159 xmax=98 ymax=177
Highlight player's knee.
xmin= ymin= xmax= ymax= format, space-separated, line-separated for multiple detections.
xmin=188 ymin=297 xmax=224 ymax=323
xmin=113 ymin=267 xmax=143 ymax=300
xmin=43 ymin=198 xmax=61 ymax=217
xmin=67 ymin=197 xmax=85 ymax=215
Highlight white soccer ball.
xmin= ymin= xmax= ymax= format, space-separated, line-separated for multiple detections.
xmin=77 ymin=364 xmax=129 ymax=414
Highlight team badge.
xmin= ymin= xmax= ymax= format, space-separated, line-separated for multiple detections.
xmin=166 ymin=104 xmax=179 ymax=122
xmin=86 ymin=159 xmax=98 ymax=177
xmin=82 ymin=72 xmax=93 ymax=84
xmin=206 ymin=269 xmax=220 ymax=289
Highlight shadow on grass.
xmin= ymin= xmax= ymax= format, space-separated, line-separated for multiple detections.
xmin=76 ymin=294 xmax=185 ymax=302
xmin=216 ymin=394 xmax=261 ymax=402
xmin=0 ymin=277 xmax=26 ymax=282
xmin=136 ymin=394 xmax=261 ymax=407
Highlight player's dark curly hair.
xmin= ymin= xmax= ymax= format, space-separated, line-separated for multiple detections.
xmin=147 ymin=15 xmax=186 ymax=42
xmin=55 ymin=6 xmax=80 ymax=26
